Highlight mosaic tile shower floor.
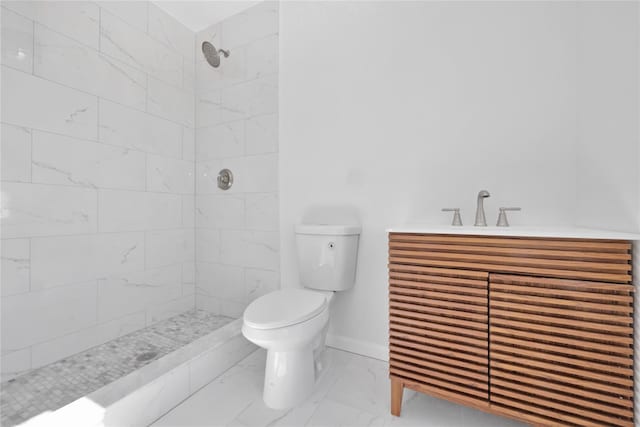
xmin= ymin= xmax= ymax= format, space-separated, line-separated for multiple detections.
xmin=0 ymin=310 xmax=233 ymax=427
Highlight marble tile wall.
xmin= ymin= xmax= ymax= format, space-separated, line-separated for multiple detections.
xmin=0 ymin=1 xmax=196 ymax=381
xmin=194 ymin=2 xmax=280 ymax=317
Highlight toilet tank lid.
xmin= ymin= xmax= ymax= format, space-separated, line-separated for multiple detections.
xmin=295 ymin=224 xmax=361 ymax=236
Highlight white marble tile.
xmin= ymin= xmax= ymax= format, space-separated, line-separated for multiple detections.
xmin=156 ymin=347 xmax=526 ymax=427
xmin=147 ymin=75 xmax=195 ymax=127
xmin=1 ymin=123 xmax=32 ymax=183
xmin=182 ymin=194 xmax=195 ymax=228
xmin=244 ymin=268 xmax=279 ymax=304
xmin=1 ymin=281 xmax=97 ymax=351
xmin=3 ymin=0 xmax=100 ymax=49
xmin=153 ymin=353 xmax=259 ymax=426
xmin=146 ymin=154 xmax=195 ymax=194
xmin=99 ymin=99 xmax=182 ymax=158
xmin=97 ymin=265 xmax=182 ymax=322
xmin=196 ymin=262 xmax=245 ymax=302
xmin=196 ymin=121 xmax=245 ymax=161
xmin=32 ymin=131 xmax=146 ymax=190
xmin=325 ymin=355 xmax=390 ymax=417
xmin=221 ymin=1 xmax=279 ymax=50
xmin=219 ymin=230 xmax=248 ymax=266
xmin=147 ymin=2 xmax=194 ymax=61
xmin=30 ymin=232 xmax=144 ymax=290
xmin=218 ymin=298 xmax=247 ymax=318
xmin=195 ymin=44 xmax=247 ymax=92
xmin=188 ymin=334 xmax=256 ymax=393
xmin=96 ymin=1 xmax=148 ymax=33
xmin=195 ymin=88 xmax=224 ymax=128
xmin=100 ymin=9 xmax=182 ymax=87
xmin=195 ymin=230 xmax=221 ymax=263
xmin=1 ymin=6 xmax=34 ymax=73
xmin=183 ymin=54 xmax=196 ymax=92
xmin=182 ymin=262 xmax=196 ymax=286
xmin=196 ymin=194 xmax=245 ymax=229
xmin=1 ymin=182 xmax=98 ymax=238
xmin=246 ymin=113 xmax=278 ymax=155
xmin=145 ymin=229 xmax=195 ymax=270
xmin=1 ymin=238 xmax=30 ymax=296
xmin=218 ymin=230 xmax=278 ymax=270
xmin=182 ymin=127 xmax=195 ymax=161
xmin=195 ymin=294 xmax=220 ymax=313
xmin=220 ymin=74 xmax=278 ymax=122
xmin=1 ymin=66 xmax=98 ymax=140
xmin=145 ymin=295 xmax=194 ymax=325
xmin=2 ymin=347 xmax=31 ymax=384
xmin=245 ymin=193 xmax=279 ymax=231
xmin=34 ymin=24 xmax=147 ymax=110
xmin=98 ymin=189 xmax=182 ymax=232
xmin=102 ymin=362 xmax=190 ymax=427
xmin=30 ymin=311 xmax=146 ymax=369
xmin=246 ymin=34 xmax=278 ymax=79
xmin=0 ymin=347 xmax=31 ymax=382
xmin=244 ymin=230 xmax=279 ymax=270
xmin=245 ymin=153 xmax=278 ymax=193
xmin=308 ymin=399 xmax=387 ymax=427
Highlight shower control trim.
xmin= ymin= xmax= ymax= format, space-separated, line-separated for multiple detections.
xmin=217 ymin=169 xmax=233 ymax=190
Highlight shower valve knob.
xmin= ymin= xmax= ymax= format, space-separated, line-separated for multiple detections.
xmin=217 ymin=169 xmax=233 ymax=190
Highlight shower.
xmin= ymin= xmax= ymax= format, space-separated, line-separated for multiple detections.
xmin=202 ymin=41 xmax=230 ymax=68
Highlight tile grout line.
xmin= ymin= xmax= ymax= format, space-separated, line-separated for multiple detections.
xmin=2 ymin=64 xmax=192 ymax=129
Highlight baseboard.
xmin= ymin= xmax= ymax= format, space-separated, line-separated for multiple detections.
xmin=326 ymin=333 xmax=388 ymax=361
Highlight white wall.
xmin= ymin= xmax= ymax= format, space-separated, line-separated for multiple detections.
xmin=575 ymin=2 xmax=640 ymax=233
xmin=279 ymin=1 xmax=638 ymax=358
xmin=194 ymin=2 xmax=280 ymax=317
xmin=0 ymin=1 xmax=196 ymax=380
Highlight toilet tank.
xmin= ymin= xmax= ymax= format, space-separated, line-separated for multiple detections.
xmin=295 ymin=224 xmax=361 ymax=291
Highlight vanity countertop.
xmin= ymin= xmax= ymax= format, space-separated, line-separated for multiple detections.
xmin=386 ymin=225 xmax=640 ymax=241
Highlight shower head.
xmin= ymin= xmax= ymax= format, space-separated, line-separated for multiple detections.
xmin=202 ymin=41 xmax=229 ymax=68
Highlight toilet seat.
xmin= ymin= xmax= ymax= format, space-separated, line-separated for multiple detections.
xmin=244 ymin=289 xmax=328 ymax=330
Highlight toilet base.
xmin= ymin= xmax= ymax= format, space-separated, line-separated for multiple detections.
xmin=263 ymin=347 xmax=315 ymax=409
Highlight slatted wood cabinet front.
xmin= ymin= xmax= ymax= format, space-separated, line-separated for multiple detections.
xmin=388 ymin=233 xmax=634 ymax=427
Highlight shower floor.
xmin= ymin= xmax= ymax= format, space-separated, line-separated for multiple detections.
xmin=0 ymin=309 xmax=233 ymax=427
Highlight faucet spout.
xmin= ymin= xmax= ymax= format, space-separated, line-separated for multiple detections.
xmin=474 ymin=190 xmax=490 ymax=226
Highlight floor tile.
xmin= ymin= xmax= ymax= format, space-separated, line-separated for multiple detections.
xmin=153 ymin=348 xmax=525 ymax=427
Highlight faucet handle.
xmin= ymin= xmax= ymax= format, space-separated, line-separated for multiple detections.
xmin=442 ymin=208 xmax=463 ymax=226
xmin=496 ymin=207 xmax=521 ymax=227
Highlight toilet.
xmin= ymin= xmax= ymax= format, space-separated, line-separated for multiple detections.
xmin=242 ymin=224 xmax=361 ymax=409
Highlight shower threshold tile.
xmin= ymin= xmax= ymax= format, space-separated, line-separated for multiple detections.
xmin=0 ymin=309 xmax=233 ymax=427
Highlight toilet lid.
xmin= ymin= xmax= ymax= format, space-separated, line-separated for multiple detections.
xmin=243 ymin=289 xmax=328 ymax=330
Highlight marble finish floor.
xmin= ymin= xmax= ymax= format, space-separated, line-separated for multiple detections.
xmin=0 ymin=310 xmax=233 ymax=427
xmin=153 ymin=348 xmax=525 ymax=427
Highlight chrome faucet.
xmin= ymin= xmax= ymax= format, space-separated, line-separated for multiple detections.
xmin=474 ymin=190 xmax=490 ymax=226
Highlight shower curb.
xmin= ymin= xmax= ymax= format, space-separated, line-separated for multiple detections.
xmin=21 ymin=318 xmax=255 ymax=427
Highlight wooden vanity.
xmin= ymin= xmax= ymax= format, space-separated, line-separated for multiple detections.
xmin=387 ymin=228 xmax=637 ymax=426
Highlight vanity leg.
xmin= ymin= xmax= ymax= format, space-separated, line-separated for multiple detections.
xmin=391 ymin=378 xmax=404 ymax=416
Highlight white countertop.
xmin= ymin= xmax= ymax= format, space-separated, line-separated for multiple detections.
xmin=386 ymin=225 xmax=640 ymax=241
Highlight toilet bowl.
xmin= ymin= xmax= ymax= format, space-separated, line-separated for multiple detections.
xmin=242 ymin=223 xmax=361 ymax=409
xmin=242 ymin=289 xmax=332 ymax=409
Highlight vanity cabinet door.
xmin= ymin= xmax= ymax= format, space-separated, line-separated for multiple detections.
xmin=489 ymin=274 xmax=634 ymax=427
xmin=388 ymin=263 xmax=489 ymax=407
